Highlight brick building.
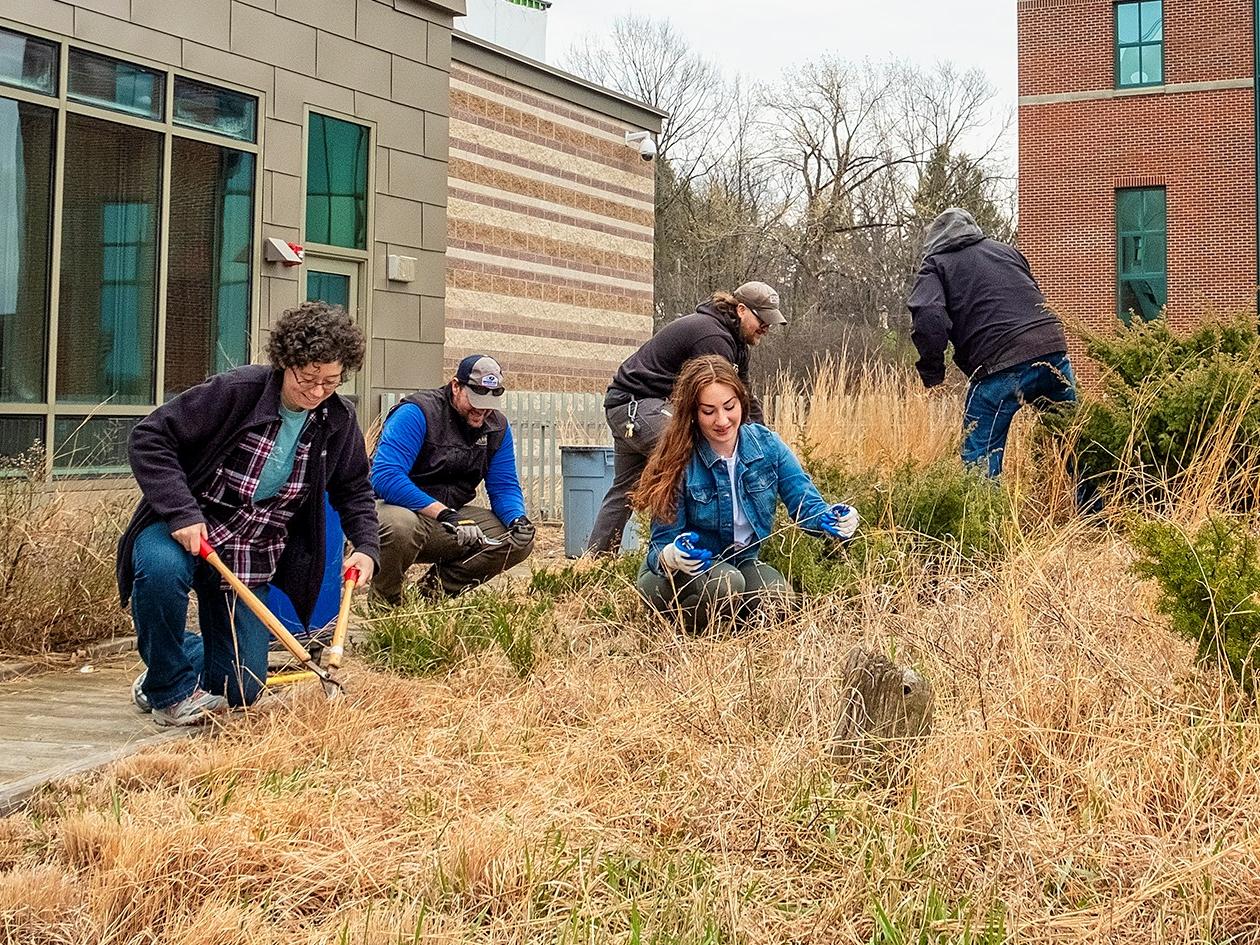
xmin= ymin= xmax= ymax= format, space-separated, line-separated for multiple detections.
xmin=1018 ymin=0 xmax=1257 ymax=357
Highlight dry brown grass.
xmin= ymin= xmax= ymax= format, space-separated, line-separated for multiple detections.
xmin=2 ymin=363 xmax=1258 ymax=944
xmin=0 ymin=456 xmax=132 ymax=658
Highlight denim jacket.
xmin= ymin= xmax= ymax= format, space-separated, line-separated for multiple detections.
xmin=645 ymin=423 xmax=832 ymax=574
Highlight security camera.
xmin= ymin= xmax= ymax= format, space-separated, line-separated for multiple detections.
xmin=625 ymin=130 xmax=657 ymax=162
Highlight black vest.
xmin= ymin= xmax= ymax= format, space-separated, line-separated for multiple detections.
xmin=392 ymin=387 xmax=507 ymax=510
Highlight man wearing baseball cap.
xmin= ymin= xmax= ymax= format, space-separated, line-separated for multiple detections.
xmin=588 ymin=280 xmax=786 ymax=554
xmin=370 ymin=354 xmax=534 ymax=604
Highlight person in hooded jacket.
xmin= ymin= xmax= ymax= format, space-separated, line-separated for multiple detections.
xmin=907 ymin=208 xmax=1077 ymax=477
xmin=586 ymin=281 xmax=787 ymax=554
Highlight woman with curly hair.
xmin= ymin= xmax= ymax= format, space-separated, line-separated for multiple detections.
xmin=633 ymin=355 xmax=859 ymax=634
xmin=117 ymin=301 xmax=379 ymax=726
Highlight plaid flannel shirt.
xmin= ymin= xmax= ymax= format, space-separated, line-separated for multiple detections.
xmin=201 ymin=418 xmax=314 ymax=586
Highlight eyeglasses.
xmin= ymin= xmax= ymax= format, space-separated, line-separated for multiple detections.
xmin=465 ymin=382 xmax=505 ymax=398
xmin=290 ymin=367 xmax=343 ymax=392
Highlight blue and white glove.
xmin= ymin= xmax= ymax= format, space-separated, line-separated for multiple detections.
xmin=659 ymin=531 xmax=714 ymax=575
xmin=819 ymin=503 xmax=859 ymax=541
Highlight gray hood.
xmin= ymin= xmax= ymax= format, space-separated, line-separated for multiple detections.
xmin=922 ymin=208 xmax=985 ymax=258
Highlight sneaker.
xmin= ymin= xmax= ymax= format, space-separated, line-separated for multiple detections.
xmin=131 ymin=671 xmax=151 ymax=713
xmin=152 ymin=688 xmax=228 ymax=727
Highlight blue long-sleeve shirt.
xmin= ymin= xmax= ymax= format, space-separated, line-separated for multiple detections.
xmin=371 ymin=403 xmax=528 ymax=524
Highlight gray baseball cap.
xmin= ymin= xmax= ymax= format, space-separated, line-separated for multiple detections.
xmin=734 ymin=281 xmax=787 ymax=326
xmin=456 ymin=354 xmax=507 ymax=409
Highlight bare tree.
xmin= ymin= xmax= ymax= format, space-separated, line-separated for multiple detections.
xmin=759 ymin=58 xmax=911 ymax=322
xmin=564 ymin=16 xmax=725 ymax=181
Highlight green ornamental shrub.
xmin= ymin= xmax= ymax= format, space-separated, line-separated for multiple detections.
xmin=1130 ymin=515 xmax=1260 ymax=691
xmin=1042 ymin=313 xmax=1260 ymax=504
xmin=762 ymin=457 xmax=1012 ymax=594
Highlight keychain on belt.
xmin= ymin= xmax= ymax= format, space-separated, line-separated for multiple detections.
xmin=624 ymin=399 xmax=638 ymax=438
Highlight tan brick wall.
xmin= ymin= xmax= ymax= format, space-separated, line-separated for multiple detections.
xmin=1017 ymin=0 xmax=1258 ymax=379
xmin=445 ymin=62 xmax=655 ymax=393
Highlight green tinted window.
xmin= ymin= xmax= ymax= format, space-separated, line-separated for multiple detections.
xmin=1116 ymin=187 xmax=1167 ymax=322
xmin=165 ymin=139 xmax=254 ymax=398
xmin=307 ymin=271 xmax=351 ymax=311
xmin=1115 ymin=1 xmax=1163 ymax=88
xmin=57 ymin=114 xmax=162 ymax=405
xmin=306 ymin=114 xmax=369 ymax=249
xmin=68 ymin=48 xmax=164 ymax=120
xmin=0 ymin=99 xmax=55 ymax=403
xmin=173 ymin=77 xmax=257 ymax=143
xmin=0 ymin=27 xmax=58 ymax=96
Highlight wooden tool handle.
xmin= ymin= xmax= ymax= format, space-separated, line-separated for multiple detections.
xmin=325 ymin=566 xmax=359 ymax=670
xmin=198 ymin=537 xmax=315 ymax=665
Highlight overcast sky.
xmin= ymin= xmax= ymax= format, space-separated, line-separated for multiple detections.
xmin=543 ymin=1 xmax=1017 ymax=114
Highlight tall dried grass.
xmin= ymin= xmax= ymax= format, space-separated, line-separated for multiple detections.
xmin=2 ymin=364 xmax=1258 ymax=944
xmin=0 ymin=450 xmax=131 ymax=657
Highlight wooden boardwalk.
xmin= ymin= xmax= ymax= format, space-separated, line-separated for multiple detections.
xmin=0 ymin=656 xmax=188 ymax=814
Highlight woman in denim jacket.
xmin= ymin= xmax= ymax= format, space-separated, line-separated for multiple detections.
xmin=632 ymin=355 xmax=858 ymax=632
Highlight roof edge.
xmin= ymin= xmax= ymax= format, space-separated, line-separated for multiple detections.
xmin=452 ymin=30 xmax=667 ymax=132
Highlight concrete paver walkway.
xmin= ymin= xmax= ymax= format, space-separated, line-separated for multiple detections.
xmin=0 ymin=655 xmax=186 ymax=814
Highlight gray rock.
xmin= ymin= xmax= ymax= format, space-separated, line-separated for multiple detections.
xmin=830 ymin=645 xmax=934 ymax=768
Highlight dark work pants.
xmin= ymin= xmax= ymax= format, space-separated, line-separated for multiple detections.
xmin=375 ymin=502 xmax=534 ymax=601
xmin=587 ymin=397 xmax=671 ymax=553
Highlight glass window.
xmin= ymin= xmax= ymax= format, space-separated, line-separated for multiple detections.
xmin=173 ymin=77 xmax=257 ymax=143
xmin=57 ymin=113 xmax=162 ymax=405
xmin=307 ymin=271 xmax=351 ymax=311
xmin=52 ymin=415 xmax=137 ymax=472
xmin=164 ymin=138 xmax=254 ymax=398
xmin=0 ymin=27 xmax=58 ymax=96
xmin=1117 ymin=187 xmax=1167 ymax=322
xmin=1115 ymin=1 xmax=1163 ymax=88
xmin=306 ymin=113 xmax=369 ymax=249
xmin=0 ymin=98 xmax=55 ymax=403
xmin=68 ymin=49 xmax=164 ymax=120
xmin=0 ymin=415 xmax=44 ymax=463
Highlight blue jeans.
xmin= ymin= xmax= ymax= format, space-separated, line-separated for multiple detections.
xmin=961 ymin=353 xmax=1077 ymax=478
xmin=131 ymin=522 xmax=272 ymax=709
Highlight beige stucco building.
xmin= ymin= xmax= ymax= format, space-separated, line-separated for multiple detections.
xmin=0 ymin=0 xmax=661 ymax=475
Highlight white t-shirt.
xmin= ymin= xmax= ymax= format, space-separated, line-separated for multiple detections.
xmin=723 ymin=455 xmax=755 ymax=547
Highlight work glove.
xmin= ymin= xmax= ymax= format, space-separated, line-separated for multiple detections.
xmin=659 ymin=531 xmax=714 ymax=575
xmin=819 ymin=503 xmax=859 ymax=541
xmin=437 ymin=508 xmax=488 ymax=548
xmin=507 ymin=515 xmax=535 ymax=549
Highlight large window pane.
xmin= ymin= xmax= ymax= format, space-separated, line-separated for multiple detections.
xmin=52 ymin=415 xmax=137 ymax=472
xmin=306 ymin=113 xmax=369 ymax=249
xmin=68 ymin=49 xmax=164 ymax=120
xmin=0 ymin=99 xmax=54 ymax=403
xmin=58 ymin=114 xmax=161 ymax=405
xmin=1116 ymin=4 xmax=1139 ymax=43
xmin=1117 ymin=187 xmax=1167 ymax=322
xmin=0 ymin=415 xmax=44 ymax=463
xmin=1116 ymin=0 xmax=1162 ymax=88
xmin=1142 ymin=45 xmax=1163 ymax=84
xmin=165 ymin=138 xmax=255 ymax=398
xmin=0 ymin=27 xmax=58 ymax=96
xmin=174 ymin=77 xmax=257 ymax=143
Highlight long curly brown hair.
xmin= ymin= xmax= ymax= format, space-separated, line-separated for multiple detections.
xmin=632 ymin=355 xmax=750 ymax=523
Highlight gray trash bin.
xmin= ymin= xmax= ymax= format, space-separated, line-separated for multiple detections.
xmin=560 ymin=445 xmax=640 ymax=558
